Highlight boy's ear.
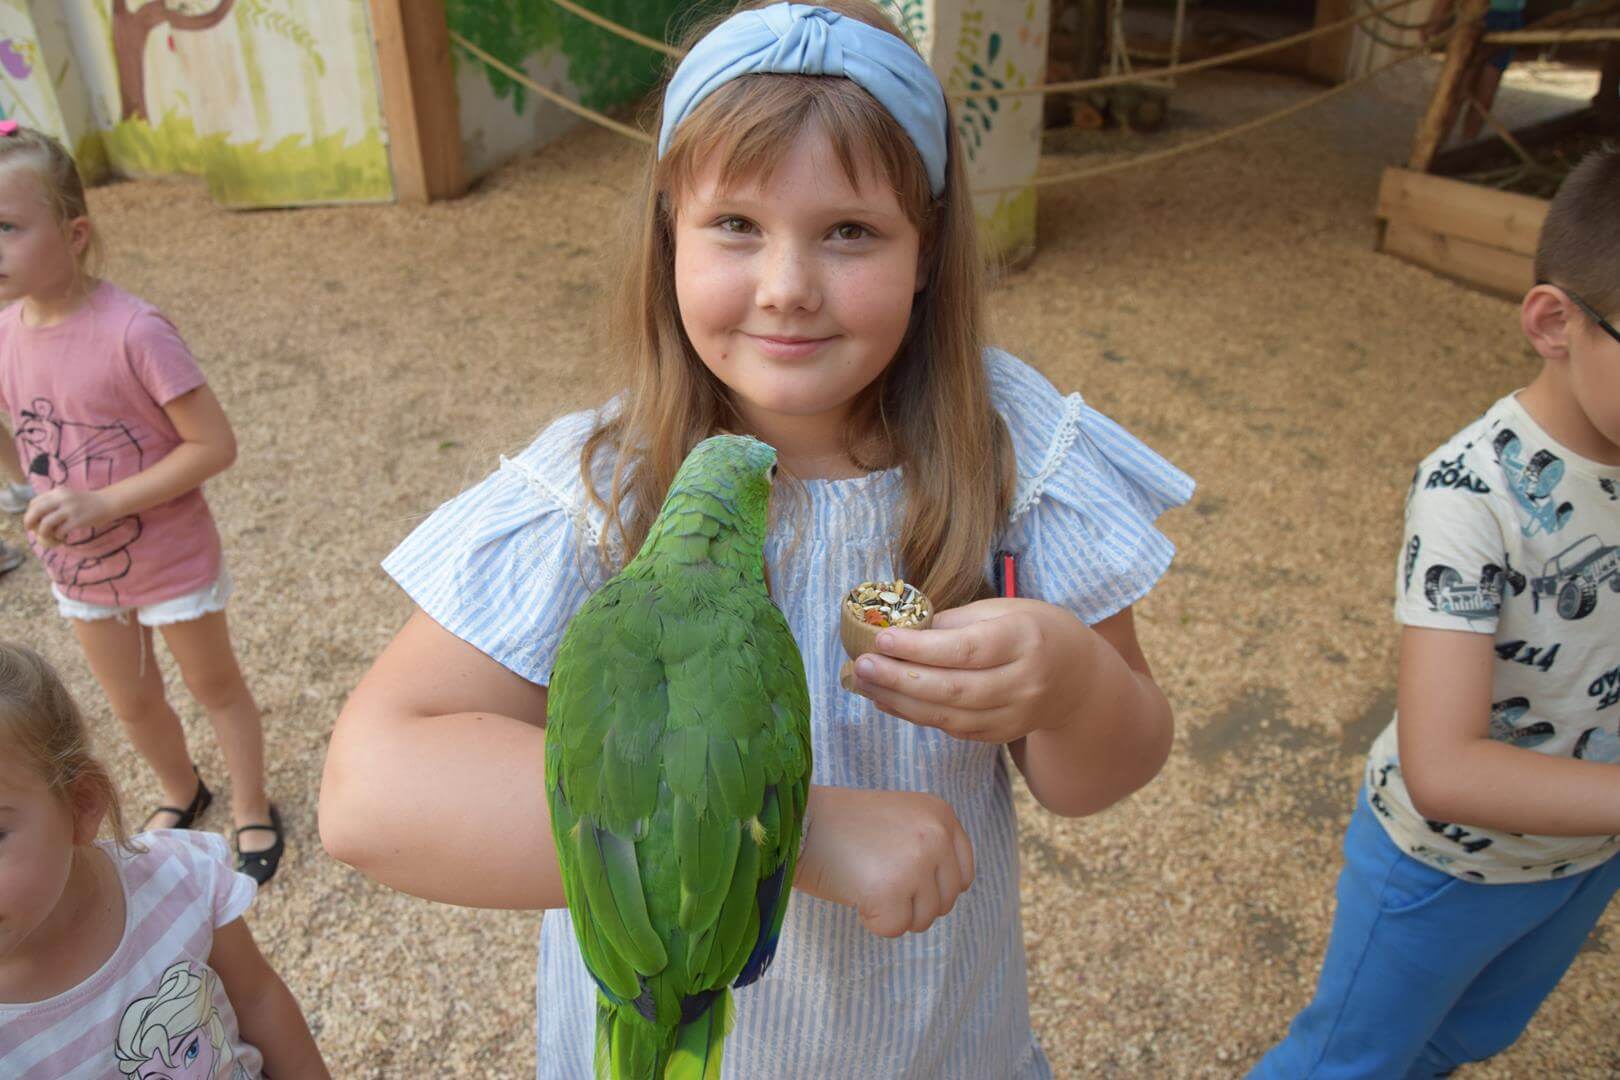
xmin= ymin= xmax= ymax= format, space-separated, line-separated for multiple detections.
xmin=1521 ymin=284 xmax=1573 ymax=362
xmin=67 ymin=774 xmax=107 ymax=846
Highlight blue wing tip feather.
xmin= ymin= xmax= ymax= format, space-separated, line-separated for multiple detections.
xmin=731 ymin=863 xmax=788 ymax=989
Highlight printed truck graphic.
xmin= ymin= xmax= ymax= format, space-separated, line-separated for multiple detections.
xmin=1492 ymin=429 xmax=1574 ymax=536
xmin=1529 ymin=535 xmax=1620 ymax=620
xmin=1488 ymin=697 xmax=1555 ymax=748
xmin=1424 ymin=561 xmax=1526 ymax=620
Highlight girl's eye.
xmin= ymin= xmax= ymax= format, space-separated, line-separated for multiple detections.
xmin=834 ymin=223 xmax=869 ymax=241
xmin=0 ymin=223 xmax=15 ymax=233
xmin=183 ymin=1035 xmax=200 ymax=1062
xmin=719 ymin=217 xmax=754 ymax=235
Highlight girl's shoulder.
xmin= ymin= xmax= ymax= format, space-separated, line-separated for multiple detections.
xmin=982 ymin=347 xmax=1194 ymax=526
xmin=106 ymin=830 xmax=256 ymax=926
xmin=496 ymin=402 xmax=624 ymax=551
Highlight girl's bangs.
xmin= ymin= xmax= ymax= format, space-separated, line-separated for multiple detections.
xmin=659 ymin=75 xmax=933 ymax=221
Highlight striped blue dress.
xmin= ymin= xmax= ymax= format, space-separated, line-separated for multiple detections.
xmin=382 ymin=349 xmax=1194 ymax=1078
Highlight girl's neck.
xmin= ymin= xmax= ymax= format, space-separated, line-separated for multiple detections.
xmin=732 ymin=406 xmax=874 ymax=481
xmin=20 ymin=277 xmax=97 ymax=329
xmin=0 ymin=844 xmax=123 ymax=1004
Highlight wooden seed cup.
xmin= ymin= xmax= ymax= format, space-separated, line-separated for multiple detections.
xmin=839 ymin=581 xmax=934 ymax=662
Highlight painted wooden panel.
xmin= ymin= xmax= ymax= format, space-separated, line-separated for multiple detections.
xmin=0 ymin=1 xmax=392 ymax=208
xmin=882 ymin=0 xmax=1050 ymax=264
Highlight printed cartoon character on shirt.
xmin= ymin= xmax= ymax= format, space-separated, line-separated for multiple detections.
xmin=114 ymin=961 xmax=249 ymax=1080
xmin=13 ymin=397 xmax=144 ymax=601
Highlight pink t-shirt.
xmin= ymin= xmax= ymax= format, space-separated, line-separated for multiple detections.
xmin=0 ymin=281 xmax=222 ymax=607
xmin=0 ymin=830 xmax=263 ymax=1079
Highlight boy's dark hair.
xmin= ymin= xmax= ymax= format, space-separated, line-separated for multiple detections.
xmin=1534 ymin=146 xmax=1620 ymax=314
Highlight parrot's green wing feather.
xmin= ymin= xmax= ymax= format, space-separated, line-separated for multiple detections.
xmin=548 ymin=577 xmax=672 ymax=1005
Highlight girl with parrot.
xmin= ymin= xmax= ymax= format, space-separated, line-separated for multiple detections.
xmin=321 ymin=2 xmax=1194 ymax=1077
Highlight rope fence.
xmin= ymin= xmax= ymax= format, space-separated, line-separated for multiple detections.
xmin=448 ymin=0 xmax=1614 ymax=197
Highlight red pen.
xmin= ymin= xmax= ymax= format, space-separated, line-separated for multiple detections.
xmin=995 ymin=550 xmax=1017 ymax=598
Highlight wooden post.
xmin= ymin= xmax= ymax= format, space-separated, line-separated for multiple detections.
xmin=1305 ymin=0 xmax=1358 ymax=85
xmin=369 ymin=0 xmax=466 ymax=203
xmin=1408 ymin=0 xmax=1489 ymax=172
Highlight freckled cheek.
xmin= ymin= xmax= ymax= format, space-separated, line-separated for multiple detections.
xmin=827 ymin=264 xmax=916 ymax=342
xmin=675 ymin=253 xmax=754 ymax=336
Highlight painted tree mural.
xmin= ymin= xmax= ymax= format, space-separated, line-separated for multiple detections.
xmin=112 ymin=0 xmax=237 ymax=122
xmin=446 ymin=0 xmax=691 ymax=114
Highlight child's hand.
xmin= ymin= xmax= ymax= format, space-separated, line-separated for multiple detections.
xmin=22 ymin=488 xmax=111 ymax=548
xmin=846 ymin=598 xmax=1096 ymax=745
xmin=793 ymin=784 xmax=975 ymax=938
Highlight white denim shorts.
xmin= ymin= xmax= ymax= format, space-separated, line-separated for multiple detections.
xmin=53 ymin=564 xmax=233 ymax=627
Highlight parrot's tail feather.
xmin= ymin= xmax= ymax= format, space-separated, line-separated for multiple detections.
xmin=664 ymin=988 xmax=733 ymax=1080
xmin=594 ymin=996 xmax=673 ymax=1080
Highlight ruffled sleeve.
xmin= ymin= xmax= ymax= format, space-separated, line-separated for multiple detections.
xmin=988 ymin=348 xmax=1194 ymax=624
xmin=381 ymin=409 xmax=617 ymax=685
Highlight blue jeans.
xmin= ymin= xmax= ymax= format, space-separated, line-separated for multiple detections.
xmin=1249 ymin=794 xmax=1620 ymax=1079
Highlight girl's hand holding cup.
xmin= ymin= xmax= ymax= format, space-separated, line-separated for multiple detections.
xmin=847 ymin=597 xmax=1100 ymax=745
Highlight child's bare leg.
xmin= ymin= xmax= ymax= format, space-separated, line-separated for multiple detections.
xmin=159 ymin=610 xmax=274 ymax=850
xmin=0 ymin=429 xmax=24 ymax=485
xmin=72 ymin=616 xmax=198 ymax=820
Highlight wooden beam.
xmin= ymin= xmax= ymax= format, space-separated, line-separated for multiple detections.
xmin=1382 ymin=217 xmax=1534 ymax=299
xmin=1409 ymin=0 xmax=1489 ymax=172
xmin=369 ymin=0 xmax=466 ymax=203
xmin=1376 ymin=167 xmax=1547 ymax=256
xmin=1482 ymin=28 xmax=1620 ymax=44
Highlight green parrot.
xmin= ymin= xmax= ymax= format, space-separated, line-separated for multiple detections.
xmin=545 ymin=434 xmax=813 ymax=1080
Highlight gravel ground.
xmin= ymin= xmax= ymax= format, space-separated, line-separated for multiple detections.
xmin=1 ymin=58 xmax=1614 ymax=1077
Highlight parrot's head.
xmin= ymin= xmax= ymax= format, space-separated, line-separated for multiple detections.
xmin=636 ymin=434 xmax=779 ymax=575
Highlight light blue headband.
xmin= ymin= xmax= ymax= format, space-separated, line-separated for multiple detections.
xmin=658 ymin=3 xmax=949 ymax=196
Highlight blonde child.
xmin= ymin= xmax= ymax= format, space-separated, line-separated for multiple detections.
xmin=1252 ymin=149 xmax=1620 ymax=1077
xmin=321 ymin=2 xmax=1193 ymax=1074
xmin=0 ymin=643 xmax=326 ymax=1077
xmin=0 ymin=125 xmax=284 ymax=883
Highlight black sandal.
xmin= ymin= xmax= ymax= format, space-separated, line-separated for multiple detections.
xmin=234 ymin=804 xmax=285 ymax=885
xmin=142 ymin=766 xmax=212 ymax=832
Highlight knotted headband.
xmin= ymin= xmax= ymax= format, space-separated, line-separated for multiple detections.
xmin=658 ymin=3 xmax=949 ymax=196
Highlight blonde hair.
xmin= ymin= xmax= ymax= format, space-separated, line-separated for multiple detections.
xmin=115 ymin=961 xmax=228 ymax=1076
xmin=0 ymin=125 xmax=103 ymax=284
xmin=0 ymin=642 xmax=135 ymax=851
xmin=581 ymin=0 xmax=1014 ymax=610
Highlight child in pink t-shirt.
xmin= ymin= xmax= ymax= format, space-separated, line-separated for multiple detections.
xmin=0 ymin=643 xmax=327 ymax=1077
xmin=0 ymin=126 xmax=286 ymax=884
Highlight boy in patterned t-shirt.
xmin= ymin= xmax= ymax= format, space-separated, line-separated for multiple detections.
xmin=1253 ymin=149 xmax=1620 ymax=1078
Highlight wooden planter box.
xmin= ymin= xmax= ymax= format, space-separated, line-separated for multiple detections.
xmin=1375 ymin=166 xmax=1549 ymax=300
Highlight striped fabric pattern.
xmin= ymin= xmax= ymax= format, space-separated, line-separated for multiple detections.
xmin=382 ymin=350 xmax=1193 ymax=1078
xmin=0 ymin=831 xmax=260 ymax=1079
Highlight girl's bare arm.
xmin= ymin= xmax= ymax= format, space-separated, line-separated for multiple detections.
xmin=319 ymin=609 xmax=566 ymax=910
xmin=209 ymin=918 xmax=329 ymax=1079
xmin=0 ymin=424 xmax=24 ymax=485
xmin=25 ymin=385 xmax=236 ymax=544
xmin=1009 ymin=605 xmax=1173 ymax=817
